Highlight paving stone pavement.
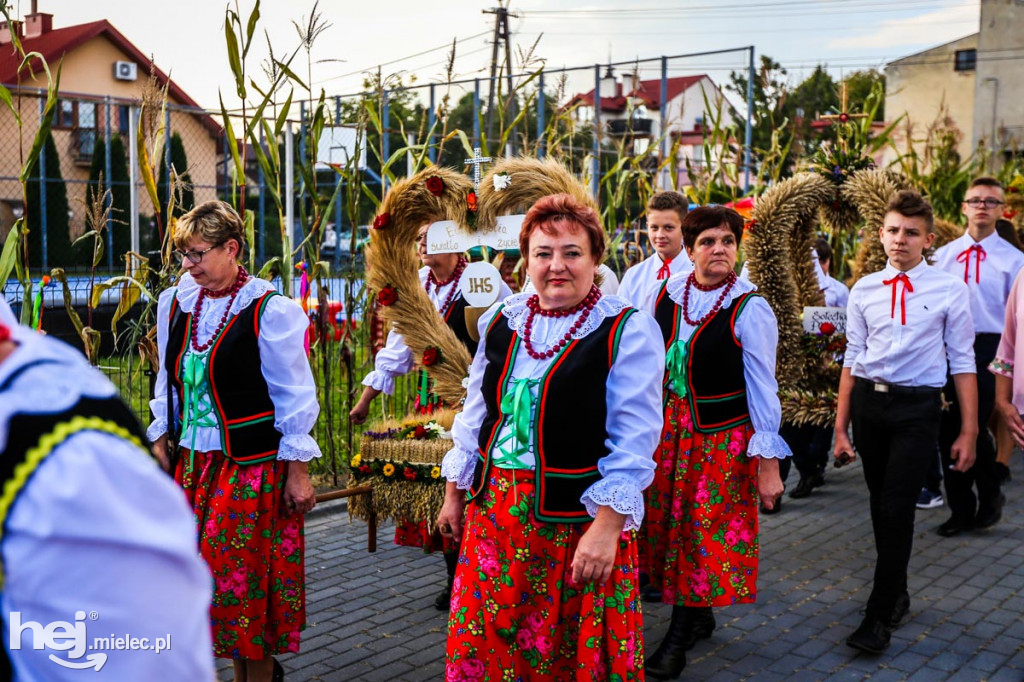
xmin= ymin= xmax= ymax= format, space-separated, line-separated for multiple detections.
xmin=218 ymin=455 xmax=1024 ymax=681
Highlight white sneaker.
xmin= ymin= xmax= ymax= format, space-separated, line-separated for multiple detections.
xmin=916 ymin=489 xmax=944 ymax=509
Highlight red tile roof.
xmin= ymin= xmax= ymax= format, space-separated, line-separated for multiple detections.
xmin=0 ymin=20 xmax=220 ymax=136
xmin=567 ymin=75 xmax=706 ymax=112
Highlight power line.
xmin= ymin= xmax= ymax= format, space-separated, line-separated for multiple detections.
xmin=524 ymin=0 xmax=972 ymax=16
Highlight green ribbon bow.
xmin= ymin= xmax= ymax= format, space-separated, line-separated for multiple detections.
xmin=181 ymin=351 xmax=217 ymax=471
xmin=665 ymin=340 xmax=689 ymax=398
xmin=493 ymin=377 xmax=540 ymax=469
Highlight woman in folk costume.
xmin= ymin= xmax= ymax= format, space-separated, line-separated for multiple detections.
xmin=437 ymin=193 xmax=664 ymax=681
xmin=351 ymin=221 xmax=512 ymax=610
xmin=642 ymin=206 xmax=789 ymax=681
xmin=150 ymin=201 xmax=320 ymax=682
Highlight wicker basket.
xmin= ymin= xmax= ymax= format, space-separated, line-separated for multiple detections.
xmin=348 ymin=435 xmax=451 ymax=526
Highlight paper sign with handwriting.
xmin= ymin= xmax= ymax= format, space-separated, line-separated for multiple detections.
xmin=803 ymin=306 xmax=847 ymax=335
xmin=426 ymin=215 xmax=525 ymax=254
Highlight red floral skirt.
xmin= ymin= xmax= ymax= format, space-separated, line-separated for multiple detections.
xmin=175 ymin=450 xmax=305 ymax=660
xmin=640 ymin=394 xmax=759 ymax=607
xmin=446 ymin=468 xmax=645 ymax=681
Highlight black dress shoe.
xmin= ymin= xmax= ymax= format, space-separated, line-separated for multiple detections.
xmin=789 ymin=473 xmax=825 ymax=499
xmin=936 ymin=516 xmax=973 ymax=537
xmin=888 ymin=593 xmax=910 ymax=630
xmin=975 ymin=493 xmax=1006 ymax=529
xmin=679 ymin=607 xmax=715 ymax=651
xmin=433 ymin=584 xmax=452 ymax=611
xmin=760 ymin=497 xmax=782 ymax=514
xmin=995 ymin=462 xmax=1012 ymax=484
xmin=846 ymin=616 xmax=890 ymax=654
xmin=272 ymin=657 xmax=285 ymax=682
xmin=645 ymin=607 xmax=688 ymax=679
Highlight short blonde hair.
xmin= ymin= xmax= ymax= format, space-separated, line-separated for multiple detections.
xmin=173 ymin=200 xmax=246 ymax=254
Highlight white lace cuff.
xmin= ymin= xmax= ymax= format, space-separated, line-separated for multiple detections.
xmin=362 ymin=370 xmax=395 ymax=395
xmin=147 ymin=419 xmax=168 ymax=442
xmin=581 ymin=473 xmax=645 ymax=531
xmin=747 ymin=432 xmax=792 ymax=459
xmin=277 ymin=434 xmax=322 ymax=461
xmin=441 ymin=445 xmax=478 ymax=489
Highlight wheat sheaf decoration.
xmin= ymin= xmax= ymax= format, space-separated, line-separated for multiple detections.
xmin=475 ymin=156 xmax=597 ymax=230
xmin=365 ymin=167 xmax=476 ymax=406
xmin=843 ymin=168 xmax=912 ymax=282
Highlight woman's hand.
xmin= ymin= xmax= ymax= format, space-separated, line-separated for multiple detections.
xmin=152 ymin=434 xmax=170 ymax=472
xmin=756 ymin=457 xmax=784 ymax=512
xmin=284 ymin=461 xmax=316 ymax=515
xmin=349 ymin=387 xmax=381 ymax=425
xmin=436 ymin=483 xmax=466 ymax=539
xmin=571 ymin=507 xmax=626 ymax=586
xmin=998 ymin=399 xmax=1024 ymax=448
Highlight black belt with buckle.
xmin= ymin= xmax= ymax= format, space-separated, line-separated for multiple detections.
xmin=855 ymin=378 xmax=941 ymax=396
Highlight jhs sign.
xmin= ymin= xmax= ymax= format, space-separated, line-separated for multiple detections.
xmin=466 ymin=277 xmax=493 ymax=294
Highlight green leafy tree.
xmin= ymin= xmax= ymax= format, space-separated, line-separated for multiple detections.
xmin=844 ymin=69 xmax=886 ymax=122
xmin=729 ymin=55 xmax=791 ymax=166
xmin=24 ymin=131 xmax=70 ymax=270
xmin=789 ymin=66 xmax=839 ymax=159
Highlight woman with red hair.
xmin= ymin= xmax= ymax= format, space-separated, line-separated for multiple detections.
xmin=436 ymin=193 xmax=664 ymax=680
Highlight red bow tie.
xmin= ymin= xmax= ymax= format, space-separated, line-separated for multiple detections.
xmin=881 ymin=272 xmax=914 ymax=325
xmin=656 ymin=257 xmax=672 ymax=280
xmin=956 ymin=243 xmax=986 ymax=283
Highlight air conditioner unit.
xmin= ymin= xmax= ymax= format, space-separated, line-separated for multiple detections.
xmin=114 ymin=61 xmax=137 ymax=81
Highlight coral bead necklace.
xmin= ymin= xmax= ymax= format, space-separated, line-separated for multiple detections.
xmin=681 ymin=270 xmax=736 ymax=326
xmin=190 ymin=265 xmax=249 ymax=352
xmin=426 ymin=257 xmax=467 ymax=313
xmin=522 ymin=285 xmax=602 ymax=360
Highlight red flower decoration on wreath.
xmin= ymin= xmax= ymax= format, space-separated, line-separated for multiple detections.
xmin=403 ymin=467 xmax=417 ymax=481
xmin=377 ymin=285 xmax=398 ymax=306
xmin=467 ymin=191 xmax=478 ymax=212
xmin=373 ymin=212 xmax=391 ymax=230
xmin=1004 ymin=209 xmax=1018 ymax=220
xmin=414 ymin=425 xmax=426 ymax=438
xmin=358 ymin=464 xmax=371 ymax=474
xmin=819 ymin=322 xmax=836 ymax=336
xmin=422 ymin=346 xmax=441 ymax=366
xmin=838 ymin=112 xmax=850 ymax=123
xmin=426 ymin=176 xmax=444 ymax=197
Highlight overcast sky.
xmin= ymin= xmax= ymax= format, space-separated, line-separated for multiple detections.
xmin=11 ymin=0 xmax=980 ymax=112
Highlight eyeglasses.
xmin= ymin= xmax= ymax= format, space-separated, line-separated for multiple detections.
xmin=964 ymin=198 xmax=1005 ymax=209
xmin=174 ymin=244 xmax=222 ymax=264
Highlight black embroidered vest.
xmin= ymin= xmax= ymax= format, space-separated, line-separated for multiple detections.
xmin=442 ymin=293 xmax=478 ymax=356
xmin=165 ymin=290 xmax=283 ymax=464
xmin=470 ymin=305 xmax=637 ymax=523
xmin=654 ymin=283 xmax=755 ymax=433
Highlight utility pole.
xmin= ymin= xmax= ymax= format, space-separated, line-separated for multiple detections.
xmin=483 ymin=2 xmax=518 ymax=155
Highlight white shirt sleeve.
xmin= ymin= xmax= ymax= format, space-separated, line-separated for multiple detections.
xmin=843 ymin=284 xmax=867 ymax=371
xmin=146 ymin=289 xmax=177 ymax=442
xmin=944 ymin=279 xmax=978 ymax=376
xmin=735 ymin=297 xmax=792 ymax=459
xmin=257 ymin=295 xmax=322 ymax=461
xmin=440 ymin=304 xmax=501 ymax=488
xmin=580 ymin=310 xmax=664 ymax=530
xmin=1 ymin=432 xmax=214 ymax=681
xmin=361 ymin=328 xmax=415 ymax=395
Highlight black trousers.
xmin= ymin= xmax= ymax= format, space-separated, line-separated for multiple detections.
xmin=780 ymin=423 xmax=832 ymax=482
xmin=851 ymin=381 xmax=942 ymax=620
xmin=938 ymin=333 xmax=1000 ymax=521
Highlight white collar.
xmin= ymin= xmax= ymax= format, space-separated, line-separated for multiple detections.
xmin=174 ymin=272 xmax=277 ymax=315
xmin=665 ymin=271 xmax=756 ymax=303
xmin=500 ymin=292 xmax=632 ymax=340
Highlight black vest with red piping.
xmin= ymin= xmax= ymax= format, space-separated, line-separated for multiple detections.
xmin=165 ymin=290 xmax=283 ymax=464
xmin=654 ymin=282 xmax=756 ymax=434
xmin=442 ymin=293 xmax=477 ymax=356
xmin=469 ymin=303 xmax=637 ymax=523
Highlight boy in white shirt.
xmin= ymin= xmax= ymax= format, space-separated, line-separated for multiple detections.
xmin=834 ymin=190 xmax=977 ymax=655
xmin=930 ymin=177 xmax=1024 ymax=536
xmin=814 ymin=237 xmax=849 ymax=308
xmin=618 ymin=191 xmax=693 ymax=312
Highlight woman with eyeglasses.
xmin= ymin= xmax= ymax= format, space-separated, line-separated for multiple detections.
xmin=149 ymin=200 xmax=320 ymax=682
